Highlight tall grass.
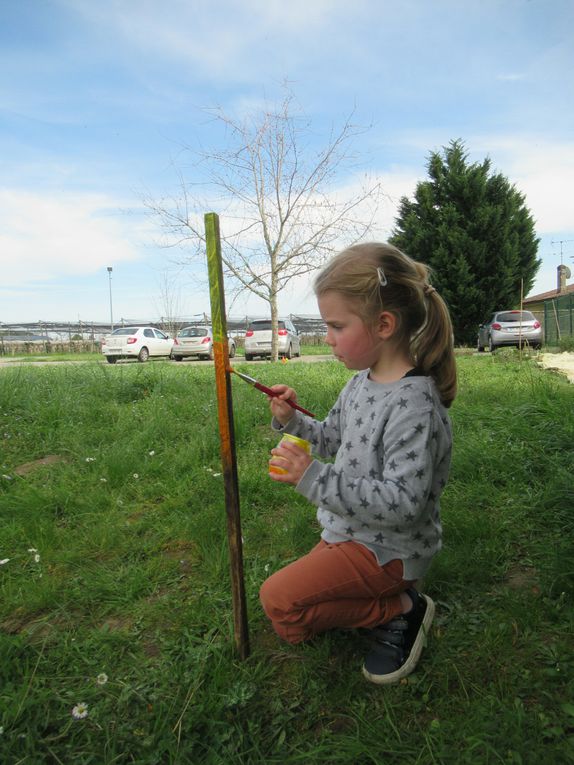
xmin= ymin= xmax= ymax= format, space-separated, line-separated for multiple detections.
xmin=0 ymin=356 xmax=573 ymax=764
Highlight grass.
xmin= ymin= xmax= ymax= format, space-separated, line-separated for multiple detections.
xmin=0 ymin=355 xmax=573 ymax=764
xmin=0 ymin=343 xmax=333 ymax=364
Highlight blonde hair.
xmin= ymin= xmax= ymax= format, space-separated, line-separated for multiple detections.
xmin=314 ymin=242 xmax=457 ymax=407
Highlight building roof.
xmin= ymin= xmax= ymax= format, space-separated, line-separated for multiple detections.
xmin=524 ymin=283 xmax=574 ymax=304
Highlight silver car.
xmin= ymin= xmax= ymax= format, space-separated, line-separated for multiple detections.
xmin=171 ymin=326 xmax=236 ymax=361
xmin=477 ymin=310 xmax=542 ymax=352
xmin=244 ymin=318 xmax=301 ymax=360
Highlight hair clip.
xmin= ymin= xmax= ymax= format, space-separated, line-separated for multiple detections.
xmin=377 ymin=267 xmax=387 ymax=287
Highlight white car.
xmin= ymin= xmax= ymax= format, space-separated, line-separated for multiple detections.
xmin=101 ymin=326 xmax=174 ymax=364
xmin=170 ymin=326 xmax=236 ymax=361
xmin=244 ymin=318 xmax=301 ymax=360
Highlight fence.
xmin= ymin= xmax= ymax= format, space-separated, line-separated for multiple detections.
xmin=0 ymin=340 xmax=99 ymax=357
xmin=530 ymin=293 xmax=574 ymax=345
xmin=0 ymin=315 xmax=329 ymax=357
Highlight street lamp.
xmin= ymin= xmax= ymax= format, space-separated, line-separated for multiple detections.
xmin=107 ymin=267 xmax=114 ymax=332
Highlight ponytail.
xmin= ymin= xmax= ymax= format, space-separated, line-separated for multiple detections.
xmin=411 ymin=286 xmax=457 ymax=408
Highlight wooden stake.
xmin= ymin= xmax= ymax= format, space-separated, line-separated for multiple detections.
xmin=520 ymin=278 xmax=523 ymax=360
xmin=204 ymin=212 xmax=250 ymax=660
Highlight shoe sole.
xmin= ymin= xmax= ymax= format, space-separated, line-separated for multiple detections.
xmin=362 ymin=593 xmax=435 ymax=685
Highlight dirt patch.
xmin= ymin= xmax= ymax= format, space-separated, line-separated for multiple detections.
xmin=505 ymin=564 xmax=540 ymax=594
xmin=0 ymin=608 xmax=54 ymax=636
xmin=13 ymin=455 xmax=67 ymax=476
xmin=143 ymin=640 xmax=162 ymax=658
xmin=537 ymin=352 xmax=574 ymax=383
xmin=99 ymin=615 xmax=134 ymax=632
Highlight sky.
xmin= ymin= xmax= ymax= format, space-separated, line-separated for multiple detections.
xmin=1 ymin=0 xmax=573 ymax=325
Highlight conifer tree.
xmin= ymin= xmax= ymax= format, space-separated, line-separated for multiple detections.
xmin=390 ymin=140 xmax=540 ymax=344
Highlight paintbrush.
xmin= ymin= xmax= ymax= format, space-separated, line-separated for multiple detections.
xmin=228 ymin=367 xmax=316 ymax=418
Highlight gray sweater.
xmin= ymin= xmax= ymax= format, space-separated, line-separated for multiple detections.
xmin=273 ymin=369 xmax=452 ymax=580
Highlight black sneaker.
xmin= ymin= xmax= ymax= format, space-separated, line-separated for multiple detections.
xmin=362 ymin=588 xmax=435 ymax=685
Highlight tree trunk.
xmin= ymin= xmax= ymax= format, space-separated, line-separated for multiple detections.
xmin=270 ymin=292 xmax=278 ymax=362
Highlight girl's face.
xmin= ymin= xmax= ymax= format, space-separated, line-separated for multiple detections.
xmin=318 ymin=291 xmax=382 ymax=370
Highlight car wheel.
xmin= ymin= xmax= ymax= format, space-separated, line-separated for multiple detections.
xmin=286 ymin=343 xmax=293 ymax=359
xmin=138 ymin=347 xmax=150 ymax=362
xmin=229 ymin=343 xmax=236 ymax=359
xmin=488 ymin=336 xmax=496 ymax=353
xmin=172 ymin=354 xmax=183 ymax=361
xmin=477 ymin=339 xmax=485 ymax=353
xmin=208 ymin=348 xmax=214 ymax=360
xmin=244 ymin=354 xmax=253 ymax=361
xmin=106 ymin=356 xmax=118 ymax=364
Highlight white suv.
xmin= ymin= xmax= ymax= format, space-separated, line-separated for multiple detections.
xmin=244 ymin=318 xmax=301 ymax=360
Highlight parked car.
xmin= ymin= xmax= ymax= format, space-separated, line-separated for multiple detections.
xmin=244 ymin=318 xmax=301 ymax=360
xmin=170 ymin=326 xmax=236 ymax=361
xmin=101 ymin=326 xmax=173 ymax=363
xmin=477 ymin=310 xmax=542 ymax=352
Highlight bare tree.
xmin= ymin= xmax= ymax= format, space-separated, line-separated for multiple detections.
xmin=147 ymin=88 xmax=384 ymax=360
xmin=155 ymin=269 xmax=184 ymax=339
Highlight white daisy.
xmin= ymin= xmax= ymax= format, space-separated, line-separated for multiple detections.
xmin=96 ymin=673 xmax=108 ymax=686
xmin=71 ymin=702 xmax=89 ymax=719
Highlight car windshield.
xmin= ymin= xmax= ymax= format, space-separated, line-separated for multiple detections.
xmin=112 ymin=327 xmax=140 ymax=335
xmin=496 ymin=311 xmax=535 ymax=323
xmin=178 ymin=328 xmax=208 ymax=338
xmin=248 ymin=321 xmax=286 ymax=331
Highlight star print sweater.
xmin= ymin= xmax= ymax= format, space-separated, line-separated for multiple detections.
xmin=273 ymin=369 xmax=452 ymax=580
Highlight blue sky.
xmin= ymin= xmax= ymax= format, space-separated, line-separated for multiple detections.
xmin=1 ymin=0 xmax=573 ymax=324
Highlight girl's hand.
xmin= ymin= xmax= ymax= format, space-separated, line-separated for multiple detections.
xmin=268 ymin=384 xmax=297 ymax=426
xmin=269 ymin=441 xmax=313 ymax=485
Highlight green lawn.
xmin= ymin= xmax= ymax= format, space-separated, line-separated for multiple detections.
xmin=0 ymin=355 xmax=573 ymax=763
xmin=0 ymin=343 xmax=333 ymax=364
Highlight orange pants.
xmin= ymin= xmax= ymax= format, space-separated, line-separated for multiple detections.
xmin=259 ymin=540 xmax=414 ymax=644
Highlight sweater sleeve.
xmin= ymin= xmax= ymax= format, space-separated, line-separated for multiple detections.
xmin=271 ymin=375 xmax=358 ymax=459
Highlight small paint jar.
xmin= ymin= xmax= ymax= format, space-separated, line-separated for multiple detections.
xmin=269 ymin=433 xmax=311 ymax=475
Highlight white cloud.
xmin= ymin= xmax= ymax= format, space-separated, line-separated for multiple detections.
xmin=0 ymin=190 xmax=144 ymax=287
xmin=383 ymin=132 xmax=574 ymax=236
xmin=467 ymin=137 xmax=574 ymax=234
xmin=60 ymin=0 xmax=365 ymax=85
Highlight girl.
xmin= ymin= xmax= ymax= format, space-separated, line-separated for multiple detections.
xmin=260 ymin=242 xmax=456 ymax=685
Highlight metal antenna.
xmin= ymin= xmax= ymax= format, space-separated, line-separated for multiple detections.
xmin=551 ymin=239 xmax=574 ymax=265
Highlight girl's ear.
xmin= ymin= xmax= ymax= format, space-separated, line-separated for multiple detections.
xmin=376 ymin=311 xmax=397 ymax=340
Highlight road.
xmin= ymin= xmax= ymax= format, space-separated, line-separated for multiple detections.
xmin=0 ymin=355 xmax=335 ymax=367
